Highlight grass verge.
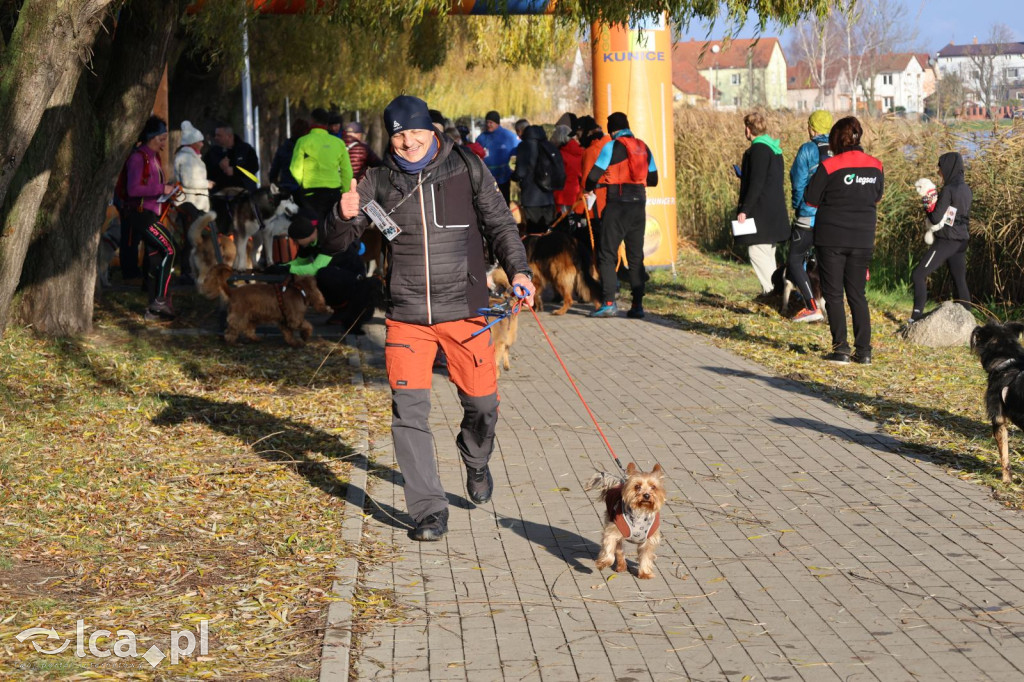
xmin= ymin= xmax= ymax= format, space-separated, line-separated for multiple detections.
xmin=0 ymin=286 xmax=391 ymax=679
xmin=645 ymin=246 xmax=1024 ymax=508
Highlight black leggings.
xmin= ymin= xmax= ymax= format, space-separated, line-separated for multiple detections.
xmin=911 ymin=239 xmax=970 ymax=318
xmin=143 ymin=220 xmax=177 ymax=302
xmin=786 ymin=225 xmax=815 ymax=305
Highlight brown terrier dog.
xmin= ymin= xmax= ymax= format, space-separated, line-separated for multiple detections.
xmin=202 ymin=264 xmax=330 ymax=347
xmin=585 ymin=463 xmax=666 ymax=579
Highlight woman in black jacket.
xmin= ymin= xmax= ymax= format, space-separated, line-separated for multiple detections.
xmin=735 ymin=111 xmax=790 ymax=294
xmin=909 ymin=152 xmax=972 ymax=322
xmin=804 ymin=116 xmax=884 ymax=365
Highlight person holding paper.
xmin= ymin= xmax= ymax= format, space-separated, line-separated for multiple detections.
xmin=734 ymin=111 xmax=789 ymax=295
xmin=320 ymin=95 xmax=534 ymax=542
xmin=908 ymin=152 xmax=972 ymax=324
xmin=803 ymin=116 xmax=884 ymax=365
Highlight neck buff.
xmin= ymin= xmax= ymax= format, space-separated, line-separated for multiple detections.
xmin=751 ymin=134 xmax=782 ymax=155
xmin=392 ymin=135 xmax=438 ymax=174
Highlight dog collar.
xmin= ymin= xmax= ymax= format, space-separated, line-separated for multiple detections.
xmin=991 ymin=358 xmax=1021 ymax=372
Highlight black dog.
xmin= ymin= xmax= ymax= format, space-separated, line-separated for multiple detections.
xmin=970 ymin=320 xmax=1024 ymax=483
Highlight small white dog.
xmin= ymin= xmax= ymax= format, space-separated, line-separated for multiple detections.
xmin=914 ymin=178 xmax=943 ymax=245
xmin=259 ymin=197 xmax=300 ymax=267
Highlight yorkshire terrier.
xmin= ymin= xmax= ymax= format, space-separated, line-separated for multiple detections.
xmin=585 ymin=463 xmax=666 ymax=579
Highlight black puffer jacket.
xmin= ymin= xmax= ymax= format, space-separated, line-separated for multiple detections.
xmin=928 ymin=151 xmax=971 ymax=242
xmin=512 ymin=125 xmax=555 ymax=208
xmin=319 ymin=134 xmax=529 ymax=325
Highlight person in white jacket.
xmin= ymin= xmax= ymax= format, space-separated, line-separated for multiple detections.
xmin=174 ymin=121 xmax=213 ymax=213
xmin=174 ymin=120 xmax=214 ymax=284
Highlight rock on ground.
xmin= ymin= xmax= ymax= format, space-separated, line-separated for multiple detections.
xmin=901 ymin=300 xmax=977 ymax=347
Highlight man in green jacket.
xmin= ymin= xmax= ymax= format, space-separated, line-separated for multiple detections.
xmin=290 ymin=108 xmax=353 ymax=223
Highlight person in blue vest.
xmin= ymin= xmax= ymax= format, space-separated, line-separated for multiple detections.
xmin=787 ymin=109 xmax=834 ymax=323
xmin=476 ymin=110 xmax=520 ymax=204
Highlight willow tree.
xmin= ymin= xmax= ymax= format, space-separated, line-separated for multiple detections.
xmin=0 ymin=0 xmax=841 ymax=337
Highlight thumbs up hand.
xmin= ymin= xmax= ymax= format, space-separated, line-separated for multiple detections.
xmin=340 ymin=178 xmax=360 ymax=219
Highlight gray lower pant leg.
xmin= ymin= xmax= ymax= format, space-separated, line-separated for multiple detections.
xmin=392 ymin=388 xmax=446 ymax=522
xmin=456 ymin=391 xmax=499 ymax=469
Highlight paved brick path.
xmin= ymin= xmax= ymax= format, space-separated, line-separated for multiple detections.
xmin=342 ymin=307 xmax=1024 ymax=682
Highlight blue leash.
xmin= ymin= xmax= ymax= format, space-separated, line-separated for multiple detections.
xmin=471 ymin=284 xmax=529 ymax=338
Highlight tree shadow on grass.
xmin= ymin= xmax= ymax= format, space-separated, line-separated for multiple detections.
xmin=700 ymin=365 xmax=998 ymax=476
xmin=150 ymin=393 xmax=409 ymax=531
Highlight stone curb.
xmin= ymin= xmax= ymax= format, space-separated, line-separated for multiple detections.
xmin=319 ymin=337 xmax=369 ymax=682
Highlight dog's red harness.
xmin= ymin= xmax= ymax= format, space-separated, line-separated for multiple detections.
xmin=275 ymin=276 xmax=309 ymax=315
xmin=604 ymin=485 xmax=660 ymax=543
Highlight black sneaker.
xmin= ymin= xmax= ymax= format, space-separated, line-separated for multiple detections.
xmin=852 ymin=352 xmax=872 ymax=365
xmin=627 ymin=307 xmax=646 ymax=319
xmin=409 ymin=509 xmax=449 ymax=542
xmin=466 ymin=464 xmax=494 ymax=504
xmin=824 ymin=351 xmax=851 ymax=365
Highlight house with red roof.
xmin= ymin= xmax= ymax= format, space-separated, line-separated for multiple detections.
xmin=671 ymin=38 xmax=788 ymax=110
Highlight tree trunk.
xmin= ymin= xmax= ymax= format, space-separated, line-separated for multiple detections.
xmin=11 ymin=0 xmax=184 ymax=336
xmin=0 ymin=0 xmax=115 ymax=211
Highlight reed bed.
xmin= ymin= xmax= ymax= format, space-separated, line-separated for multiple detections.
xmin=674 ymin=108 xmax=1024 ymax=304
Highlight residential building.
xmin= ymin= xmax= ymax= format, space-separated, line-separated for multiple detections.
xmin=935 ymin=40 xmax=1024 ymax=108
xmin=671 ymin=38 xmax=789 ymax=110
xmin=672 ymin=60 xmax=715 ymax=107
xmin=859 ymin=53 xmax=935 ymax=114
xmin=786 ymin=61 xmax=844 ymax=112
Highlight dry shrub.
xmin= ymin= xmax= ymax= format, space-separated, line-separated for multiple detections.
xmin=674 ymin=109 xmax=1024 ymax=302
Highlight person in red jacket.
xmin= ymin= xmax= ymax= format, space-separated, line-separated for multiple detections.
xmin=342 ymin=121 xmax=381 ymax=182
xmin=551 ymin=124 xmax=583 ymax=215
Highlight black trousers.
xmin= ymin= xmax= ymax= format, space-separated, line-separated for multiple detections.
xmin=787 ymin=225 xmax=816 ymax=305
xmin=300 ymin=187 xmax=342 ymax=225
xmin=911 ymin=238 xmax=970 ymax=317
xmin=818 ymin=246 xmax=872 ymax=356
xmin=597 ymin=201 xmax=646 ymax=305
xmin=143 ymin=219 xmax=177 ymax=303
xmin=315 ymin=266 xmax=373 ymax=327
xmin=498 ymin=181 xmax=511 ymax=205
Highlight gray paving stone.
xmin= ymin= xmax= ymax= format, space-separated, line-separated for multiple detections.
xmin=334 ymin=313 xmax=1024 ymax=681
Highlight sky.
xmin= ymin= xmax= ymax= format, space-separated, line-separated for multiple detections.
xmin=676 ymin=0 xmax=1023 ymax=56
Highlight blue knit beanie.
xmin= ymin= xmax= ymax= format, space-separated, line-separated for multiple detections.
xmin=383 ymin=95 xmax=433 ymax=135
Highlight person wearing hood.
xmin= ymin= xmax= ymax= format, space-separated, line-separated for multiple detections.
xmin=804 ymin=116 xmax=884 ymax=365
xmin=909 ymin=152 xmax=972 ymax=323
xmin=735 ymin=111 xmax=790 ymax=296
xmin=584 ymin=111 xmax=658 ymax=318
xmin=786 ymin=110 xmax=833 ymax=323
xmin=321 ymin=95 xmax=534 ymax=542
xmin=551 ymin=123 xmax=583 ymax=215
xmin=513 ymin=124 xmax=557 ymax=235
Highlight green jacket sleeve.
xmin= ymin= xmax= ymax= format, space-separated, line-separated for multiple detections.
xmin=339 ymin=144 xmax=353 ymax=192
xmin=289 ymin=136 xmax=306 ymax=187
xmin=287 ymin=252 xmax=333 ymax=277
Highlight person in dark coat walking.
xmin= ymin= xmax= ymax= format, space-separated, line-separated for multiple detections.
xmin=804 ymin=116 xmax=884 ymax=365
xmin=909 ymin=151 xmax=972 ymax=323
xmin=735 ymin=111 xmax=790 ymax=294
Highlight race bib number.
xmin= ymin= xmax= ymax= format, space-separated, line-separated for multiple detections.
xmin=941 ymin=206 xmax=957 ymax=227
xmin=363 ymin=200 xmax=402 ymax=241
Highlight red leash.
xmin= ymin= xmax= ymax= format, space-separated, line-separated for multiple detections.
xmin=522 ymin=302 xmax=627 ymax=476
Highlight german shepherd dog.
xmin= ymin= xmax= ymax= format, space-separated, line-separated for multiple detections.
xmin=523 ymin=230 xmax=601 ymax=315
xmin=970 ymin=320 xmax=1024 ymax=483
